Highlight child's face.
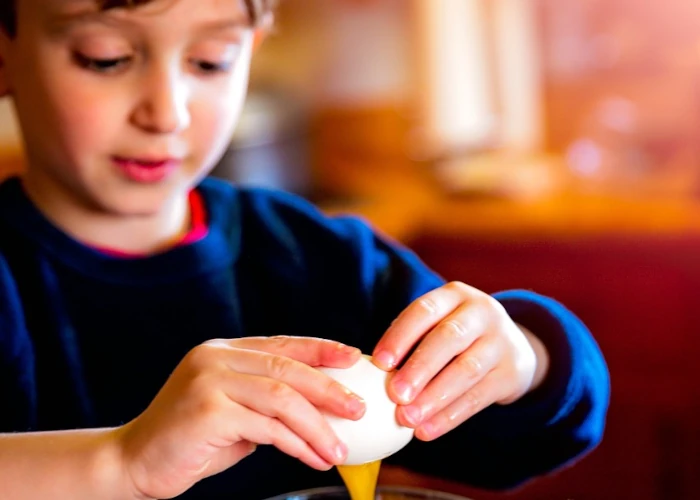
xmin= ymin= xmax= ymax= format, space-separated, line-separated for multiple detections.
xmin=0 ymin=0 xmax=253 ymax=216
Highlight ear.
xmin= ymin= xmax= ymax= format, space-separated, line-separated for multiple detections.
xmin=0 ymin=31 xmax=13 ymax=97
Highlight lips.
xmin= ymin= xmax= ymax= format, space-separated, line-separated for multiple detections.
xmin=112 ymin=155 xmax=183 ymax=183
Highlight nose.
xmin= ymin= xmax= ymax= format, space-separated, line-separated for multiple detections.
xmin=131 ymin=64 xmax=191 ymax=134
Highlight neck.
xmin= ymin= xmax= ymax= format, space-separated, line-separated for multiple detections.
xmin=21 ymin=173 xmax=190 ymax=255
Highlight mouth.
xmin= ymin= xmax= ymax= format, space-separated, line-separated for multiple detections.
xmin=112 ymin=155 xmax=183 ymax=183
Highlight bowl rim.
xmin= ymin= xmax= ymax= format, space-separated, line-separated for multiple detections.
xmin=262 ymin=484 xmax=473 ymax=500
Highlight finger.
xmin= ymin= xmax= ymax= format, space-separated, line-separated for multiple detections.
xmin=396 ymin=337 xmax=501 ymax=428
xmin=224 ymin=372 xmax=348 ymax=466
xmin=388 ymin=302 xmax=490 ymax=405
xmin=372 ymin=282 xmax=481 ymax=371
xmin=215 ymin=336 xmax=362 ymax=368
xmin=414 ymin=372 xmax=505 ymax=441
xmin=226 ymin=402 xmax=335 ymax=470
xmin=222 ymin=348 xmax=366 ymax=420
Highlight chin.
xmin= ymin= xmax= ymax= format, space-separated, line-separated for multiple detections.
xmin=80 ymin=172 xmax=193 ymax=217
xmin=92 ymin=193 xmax=171 ymax=218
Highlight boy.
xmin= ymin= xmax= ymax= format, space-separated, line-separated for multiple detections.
xmin=0 ymin=0 xmax=609 ymax=498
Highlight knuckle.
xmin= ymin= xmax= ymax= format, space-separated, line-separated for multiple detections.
xmin=446 ymin=281 xmax=470 ymax=294
xmin=406 ymin=354 xmax=429 ymax=373
xmin=326 ymin=380 xmax=346 ymax=401
xmin=418 ymin=297 xmax=439 ymax=315
xmin=267 ymin=383 xmax=302 ymax=419
xmin=184 ymin=343 xmax=218 ymax=369
xmin=266 ymin=354 xmax=292 ymax=380
xmin=439 ymin=319 xmax=470 ymax=342
xmin=269 ymin=335 xmax=293 ymax=349
xmin=456 ymin=354 xmax=483 ymax=379
xmin=484 ymin=294 xmax=506 ymax=315
xmin=464 ymin=388 xmax=481 ymax=409
xmin=268 ymin=380 xmax=294 ymax=401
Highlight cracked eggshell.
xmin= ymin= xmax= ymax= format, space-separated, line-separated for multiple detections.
xmin=318 ymin=355 xmax=415 ymax=465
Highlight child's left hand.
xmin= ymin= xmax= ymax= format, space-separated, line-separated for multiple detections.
xmin=372 ymin=281 xmax=550 ymax=441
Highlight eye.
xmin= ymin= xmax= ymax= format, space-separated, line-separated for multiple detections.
xmin=191 ymin=59 xmax=234 ymax=74
xmin=74 ymin=53 xmax=131 ymax=74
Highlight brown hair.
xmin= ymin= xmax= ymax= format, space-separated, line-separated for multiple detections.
xmin=0 ymin=0 xmax=276 ymax=37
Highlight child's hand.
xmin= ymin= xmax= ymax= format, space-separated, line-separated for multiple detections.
xmin=116 ymin=337 xmax=365 ymax=499
xmin=372 ymin=282 xmax=549 ymax=441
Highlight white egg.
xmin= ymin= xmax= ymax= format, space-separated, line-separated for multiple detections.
xmin=318 ymin=355 xmax=414 ymax=465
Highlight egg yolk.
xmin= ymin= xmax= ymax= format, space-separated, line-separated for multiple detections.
xmin=337 ymin=460 xmax=382 ymax=500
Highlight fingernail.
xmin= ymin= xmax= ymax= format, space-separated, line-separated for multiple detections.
xmin=339 ymin=344 xmax=360 ymax=356
xmin=393 ymin=380 xmax=414 ymax=404
xmin=346 ymin=394 xmax=366 ymax=416
xmin=246 ymin=443 xmax=258 ymax=456
xmin=373 ymin=350 xmax=396 ymax=370
xmin=334 ymin=442 xmax=348 ymax=463
xmin=402 ymin=405 xmax=423 ymax=426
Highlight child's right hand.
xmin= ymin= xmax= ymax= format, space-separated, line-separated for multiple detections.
xmin=114 ymin=336 xmax=365 ymax=500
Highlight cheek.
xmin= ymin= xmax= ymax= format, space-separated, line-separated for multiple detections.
xmin=16 ymin=64 xmax=124 ymax=164
xmin=49 ymin=81 xmax=124 ymax=156
xmin=190 ymin=87 xmax=246 ymax=166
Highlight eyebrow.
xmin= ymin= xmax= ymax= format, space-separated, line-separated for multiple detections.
xmin=195 ymin=19 xmax=253 ymax=34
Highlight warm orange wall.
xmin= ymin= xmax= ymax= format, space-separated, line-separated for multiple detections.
xmin=0 ymin=148 xmax=23 ymax=182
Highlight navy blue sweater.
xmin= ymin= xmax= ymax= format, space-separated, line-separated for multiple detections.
xmin=0 ymin=177 xmax=609 ymax=499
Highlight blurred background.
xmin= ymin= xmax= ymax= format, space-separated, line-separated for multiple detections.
xmin=2 ymin=0 xmax=700 ymax=498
